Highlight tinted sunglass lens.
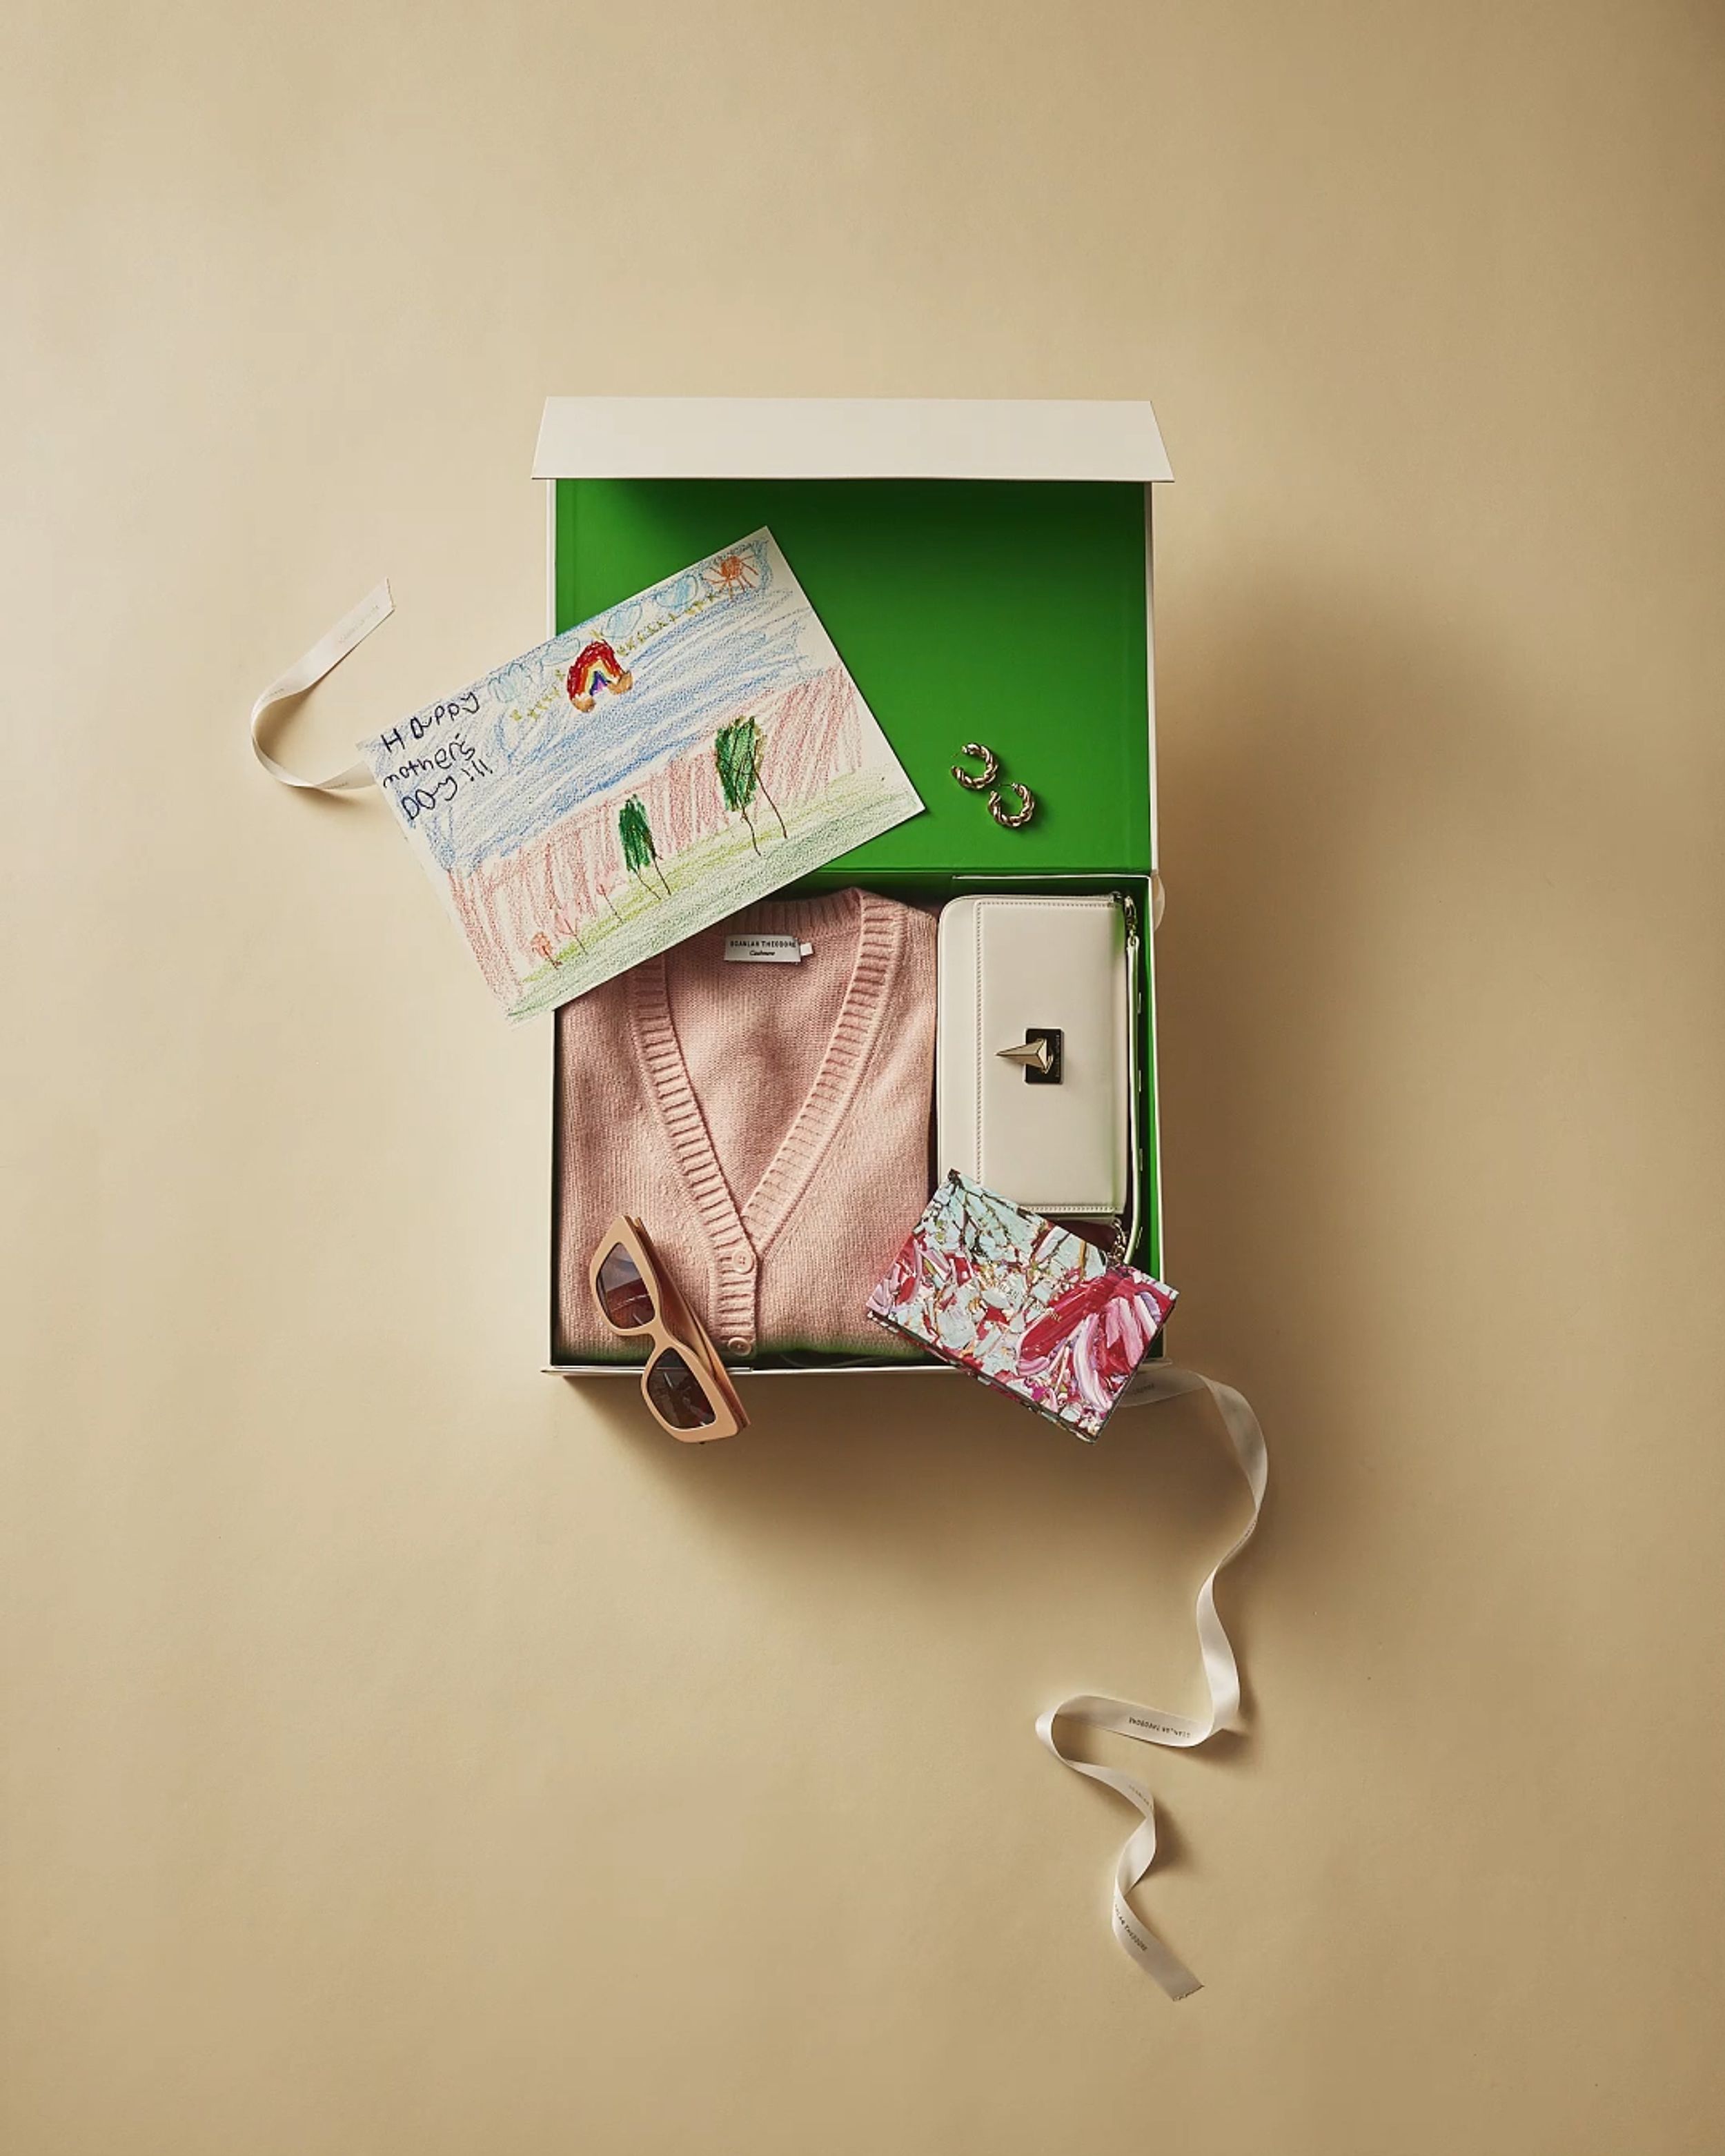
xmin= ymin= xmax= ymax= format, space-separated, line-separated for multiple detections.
xmin=645 ymin=1349 xmax=718 ymax=1430
xmin=597 ymin=1244 xmax=654 ymax=1329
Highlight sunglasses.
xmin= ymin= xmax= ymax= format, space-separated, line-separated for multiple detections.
xmin=589 ymin=1217 xmax=749 ymax=1441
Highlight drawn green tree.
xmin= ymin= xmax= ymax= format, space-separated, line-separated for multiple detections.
xmin=618 ymin=795 xmax=671 ymax=899
xmin=714 ymin=717 xmax=787 ymax=855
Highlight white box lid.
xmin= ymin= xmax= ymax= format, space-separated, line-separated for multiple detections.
xmin=533 ymin=397 xmax=1172 ymax=484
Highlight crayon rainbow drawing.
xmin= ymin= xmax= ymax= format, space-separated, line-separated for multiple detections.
xmin=358 ymin=530 xmax=923 ymax=1021
xmin=564 ymin=637 xmax=633 ymax=711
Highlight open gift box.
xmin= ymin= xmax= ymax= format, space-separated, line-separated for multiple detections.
xmin=534 ymin=397 xmax=1173 ymax=1380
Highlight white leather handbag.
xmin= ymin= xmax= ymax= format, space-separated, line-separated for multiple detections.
xmin=934 ymin=891 xmax=1138 ymax=1233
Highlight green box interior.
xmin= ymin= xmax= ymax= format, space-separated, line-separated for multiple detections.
xmin=555 ymin=480 xmax=1152 ymax=878
xmin=552 ymin=477 xmax=1163 ymax=1358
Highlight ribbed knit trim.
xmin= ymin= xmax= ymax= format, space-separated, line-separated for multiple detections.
xmin=626 ymin=889 xmax=905 ymax=1351
xmin=742 ymin=893 xmax=903 ymax=1252
xmin=629 ymin=960 xmax=758 ymax=1348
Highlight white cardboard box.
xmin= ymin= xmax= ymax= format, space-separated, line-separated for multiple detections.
xmin=533 ymin=397 xmax=1172 ymax=1381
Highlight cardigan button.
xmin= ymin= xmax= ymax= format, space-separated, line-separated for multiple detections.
xmin=723 ymin=1249 xmax=756 ymax=1274
xmin=724 ymin=1336 xmax=751 ymax=1355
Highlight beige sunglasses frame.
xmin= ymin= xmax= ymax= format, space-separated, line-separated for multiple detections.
xmin=588 ymin=1216 xmax=748 ymax=1442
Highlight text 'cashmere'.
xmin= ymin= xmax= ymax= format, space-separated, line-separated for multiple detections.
xmin=557 ymin=888 xmax=935 ymax=1361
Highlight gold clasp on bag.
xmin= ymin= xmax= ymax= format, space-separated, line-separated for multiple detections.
xmin=996 ymin=1029 xmax=1063 ymax=1082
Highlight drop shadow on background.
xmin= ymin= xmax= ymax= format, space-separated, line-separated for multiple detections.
xmin=572 ymin=1368 xmax=1256 ymax=1803
xmin=551 ymin=571 xmax=1526 ymax=1705
xmin=582 ymin=1365 xmax=1244 ymax=1610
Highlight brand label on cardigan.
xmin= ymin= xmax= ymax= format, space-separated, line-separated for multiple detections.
xmin=724 ymin=935 xmax=811 ymax=964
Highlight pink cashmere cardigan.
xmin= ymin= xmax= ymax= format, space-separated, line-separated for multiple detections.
xmin=556 ymin=888 xmax=936 ymax=1361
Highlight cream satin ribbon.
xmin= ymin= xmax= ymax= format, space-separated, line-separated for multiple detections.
xmin=1037 ymin=1363 xmax=1268 ymax=1999
xmin=250 ymin=583 xmax=393 ymax=791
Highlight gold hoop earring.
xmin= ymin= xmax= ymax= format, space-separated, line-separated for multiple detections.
xmin=989 ymin=782 xmax=1036 ymax=829
xmin=950 ymin=742 xmax=1000 ymax=792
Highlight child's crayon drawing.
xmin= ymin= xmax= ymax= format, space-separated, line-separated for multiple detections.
xmin=358 ymin=530 xmax=923 ymax=1021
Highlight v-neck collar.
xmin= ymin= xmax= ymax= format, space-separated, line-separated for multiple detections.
xmin=628 ymin=891 xmax=905 ymax=1327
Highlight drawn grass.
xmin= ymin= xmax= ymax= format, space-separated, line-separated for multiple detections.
xmin=507 ymin=766 xmax=904 ymax=1020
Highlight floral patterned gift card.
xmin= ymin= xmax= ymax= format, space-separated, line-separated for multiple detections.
xmin=867 ymin=1174 xmax=1177 ymax=1440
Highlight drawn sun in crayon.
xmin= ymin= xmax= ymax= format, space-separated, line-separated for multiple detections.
xmin=704 ymin=550 xmax=760 ymax=601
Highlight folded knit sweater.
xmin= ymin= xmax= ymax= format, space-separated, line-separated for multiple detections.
xmin=556 ymin=887 xmax=935 ymax=1361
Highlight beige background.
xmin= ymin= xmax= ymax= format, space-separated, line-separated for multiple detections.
xmin=5 ymin=2 xmax=1724 ymax=2150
